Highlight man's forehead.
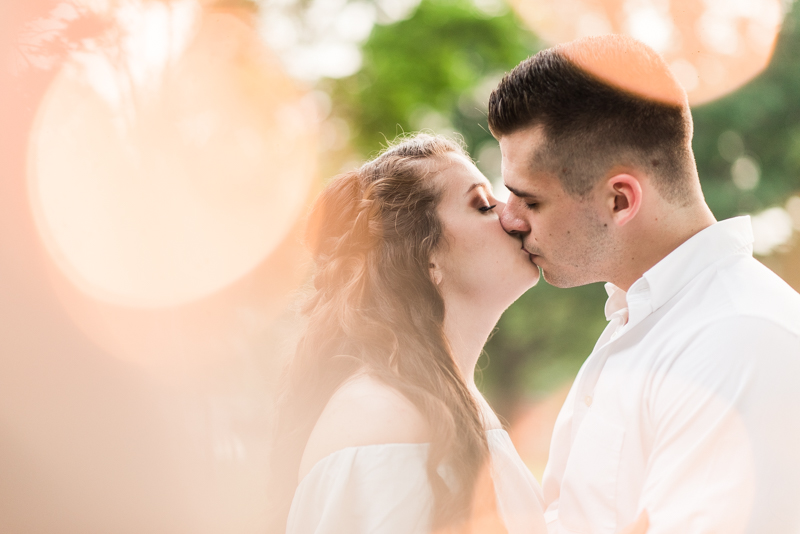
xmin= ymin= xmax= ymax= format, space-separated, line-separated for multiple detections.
xmin=500 ymin=125 xmax=546 ymax=154
xmin=501 ymin=128 xmax=559 ymax=187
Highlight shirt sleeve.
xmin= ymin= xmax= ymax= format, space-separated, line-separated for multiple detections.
xmin=640 ymin=316 xmax=800 ymax=534
xmin=286 ymin=444 xmax=434 ymax=534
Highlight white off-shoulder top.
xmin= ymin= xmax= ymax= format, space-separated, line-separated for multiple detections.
xmin=286 ymin=428 xmax=547 ymax=534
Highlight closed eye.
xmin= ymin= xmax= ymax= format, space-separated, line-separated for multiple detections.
xmin=506 ymin=187 xmax=539 ymax=210
xmin=479 ymin=204 xmax=497 ymax=212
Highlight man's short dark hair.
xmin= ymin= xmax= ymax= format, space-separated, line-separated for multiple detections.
xmin=487 ymin=36 xmax=696 ymax=205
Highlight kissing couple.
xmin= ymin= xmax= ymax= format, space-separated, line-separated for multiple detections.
xmin=268 ymin=34 xmax=800 ymax=534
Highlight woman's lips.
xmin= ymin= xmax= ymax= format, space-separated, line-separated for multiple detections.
xmin=522 ymin=246 xmax=539 ymax=264
xmin=520 ymin=247 xmax=536 ymax=263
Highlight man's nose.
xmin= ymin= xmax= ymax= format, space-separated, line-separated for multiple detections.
xmin=499 ymin=196 xmax=530 ymax=235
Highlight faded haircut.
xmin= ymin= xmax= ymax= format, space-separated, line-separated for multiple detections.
xmin=488 ymin=35 xmax=697 ymax=205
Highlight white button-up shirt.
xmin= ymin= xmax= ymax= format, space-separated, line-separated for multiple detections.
xmin=542 ymin=216 xmax=800 ymax=534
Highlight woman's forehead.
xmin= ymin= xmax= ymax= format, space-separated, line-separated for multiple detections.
xmin=434 ymin=152 xmax=490 ymax=196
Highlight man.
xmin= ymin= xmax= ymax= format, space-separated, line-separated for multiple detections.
xmin=488 ymin=35 xmax=800 ymax=534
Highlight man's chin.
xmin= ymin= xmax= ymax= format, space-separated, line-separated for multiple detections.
xmin=540 ymin=269 xmax=584 ymax=289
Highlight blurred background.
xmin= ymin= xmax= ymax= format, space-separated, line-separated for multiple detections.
xmin=2 ymin=0 xmax=800 ymax=531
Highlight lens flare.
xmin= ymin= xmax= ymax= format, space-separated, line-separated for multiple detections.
xmin=509 ymin=0 xmax=786 ymax=104
xmin=28 ymin=6 xmax=317 ymax=309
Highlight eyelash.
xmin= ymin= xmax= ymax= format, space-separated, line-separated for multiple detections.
xmin=525 ymin=202 xmax=538 ymax=210
xmin=479 ymin=204 xmax=497 ymax=212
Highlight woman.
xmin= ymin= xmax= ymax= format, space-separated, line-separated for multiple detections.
xmin=269 ymin=134 xmax=647 ymax=534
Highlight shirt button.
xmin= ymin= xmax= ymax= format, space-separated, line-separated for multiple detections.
xmin=584 ymin=395 xmax=593 ymax=407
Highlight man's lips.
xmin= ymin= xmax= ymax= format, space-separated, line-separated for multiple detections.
xmin=522 ymin=246 xmax=540 ymax=263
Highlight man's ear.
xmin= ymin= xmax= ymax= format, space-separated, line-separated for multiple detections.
xmin=429 ymin=261 xmax=443 ymax=286
xmin=605 ymin=173 xmax=642 ymax=227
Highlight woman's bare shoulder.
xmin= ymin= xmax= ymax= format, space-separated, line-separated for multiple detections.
xmin=297 ymin=373 xmax=429 ymax=481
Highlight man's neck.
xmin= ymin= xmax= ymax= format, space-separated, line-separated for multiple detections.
xmin=611 ymin=203 xmax=717 ymax=291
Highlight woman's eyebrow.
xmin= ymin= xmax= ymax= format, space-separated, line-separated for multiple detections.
xmin=464 ymin=182 xmax=489 ymax=196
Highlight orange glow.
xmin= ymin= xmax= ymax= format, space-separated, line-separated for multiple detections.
xmin=509 ymin=0 xmax=785 ymax=104
xmin=508 ymin=384 xmax=570 ymax=481
xmin=44 ymin=213 xmax=310 ymax=371
xmin=435 ymin=462 xmax=509 ymax=534
xmin=22 ymin=3 xmax=318 ymax=371
xmin=560 ymin=34 xmax=688 ymax=106
xmin=28 ymin=7 xmax=317 ymax=309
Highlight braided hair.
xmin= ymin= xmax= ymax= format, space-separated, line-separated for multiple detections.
xmin=268 ymin=134 xmax=490 ymax=531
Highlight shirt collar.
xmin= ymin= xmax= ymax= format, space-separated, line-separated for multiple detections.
xmin=603 ymin=216 xmax=754 ymax=325
xmin=604 ymin=282 xmax=629 ymax=323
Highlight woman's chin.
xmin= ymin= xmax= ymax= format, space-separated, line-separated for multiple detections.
xmin=524 ymin=272 xmax=541 ymax=293
xmin=500 ymin=260 xmax=541 ymax=304
xmin=505 ymin=274 xmax=540 ymax=307
xmin=529 ymin=271 xmax=541 ymax=288
xmin=522 ymin=254 xmax=542 ymax=287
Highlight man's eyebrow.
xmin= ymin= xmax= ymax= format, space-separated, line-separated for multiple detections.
xmin=505 ymin=184 xmax=536 ymax=198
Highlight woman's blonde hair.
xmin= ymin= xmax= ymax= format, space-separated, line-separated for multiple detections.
xmin=269 ymin=133 xmax=489 ymax=531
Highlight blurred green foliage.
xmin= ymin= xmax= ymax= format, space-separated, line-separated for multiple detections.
xmin=328 ymin=0 xmax=800 ymax=417
xmin=692 ymin=7 xmax=800 ymax=218
xmin=328 ymin=0 xmax=541 ymax=156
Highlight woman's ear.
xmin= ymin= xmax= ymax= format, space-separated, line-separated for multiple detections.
xmin=429 ymin=261 xmax=443 ymax=286
xmin=605 ymin=173 xmax=642 ymax=227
